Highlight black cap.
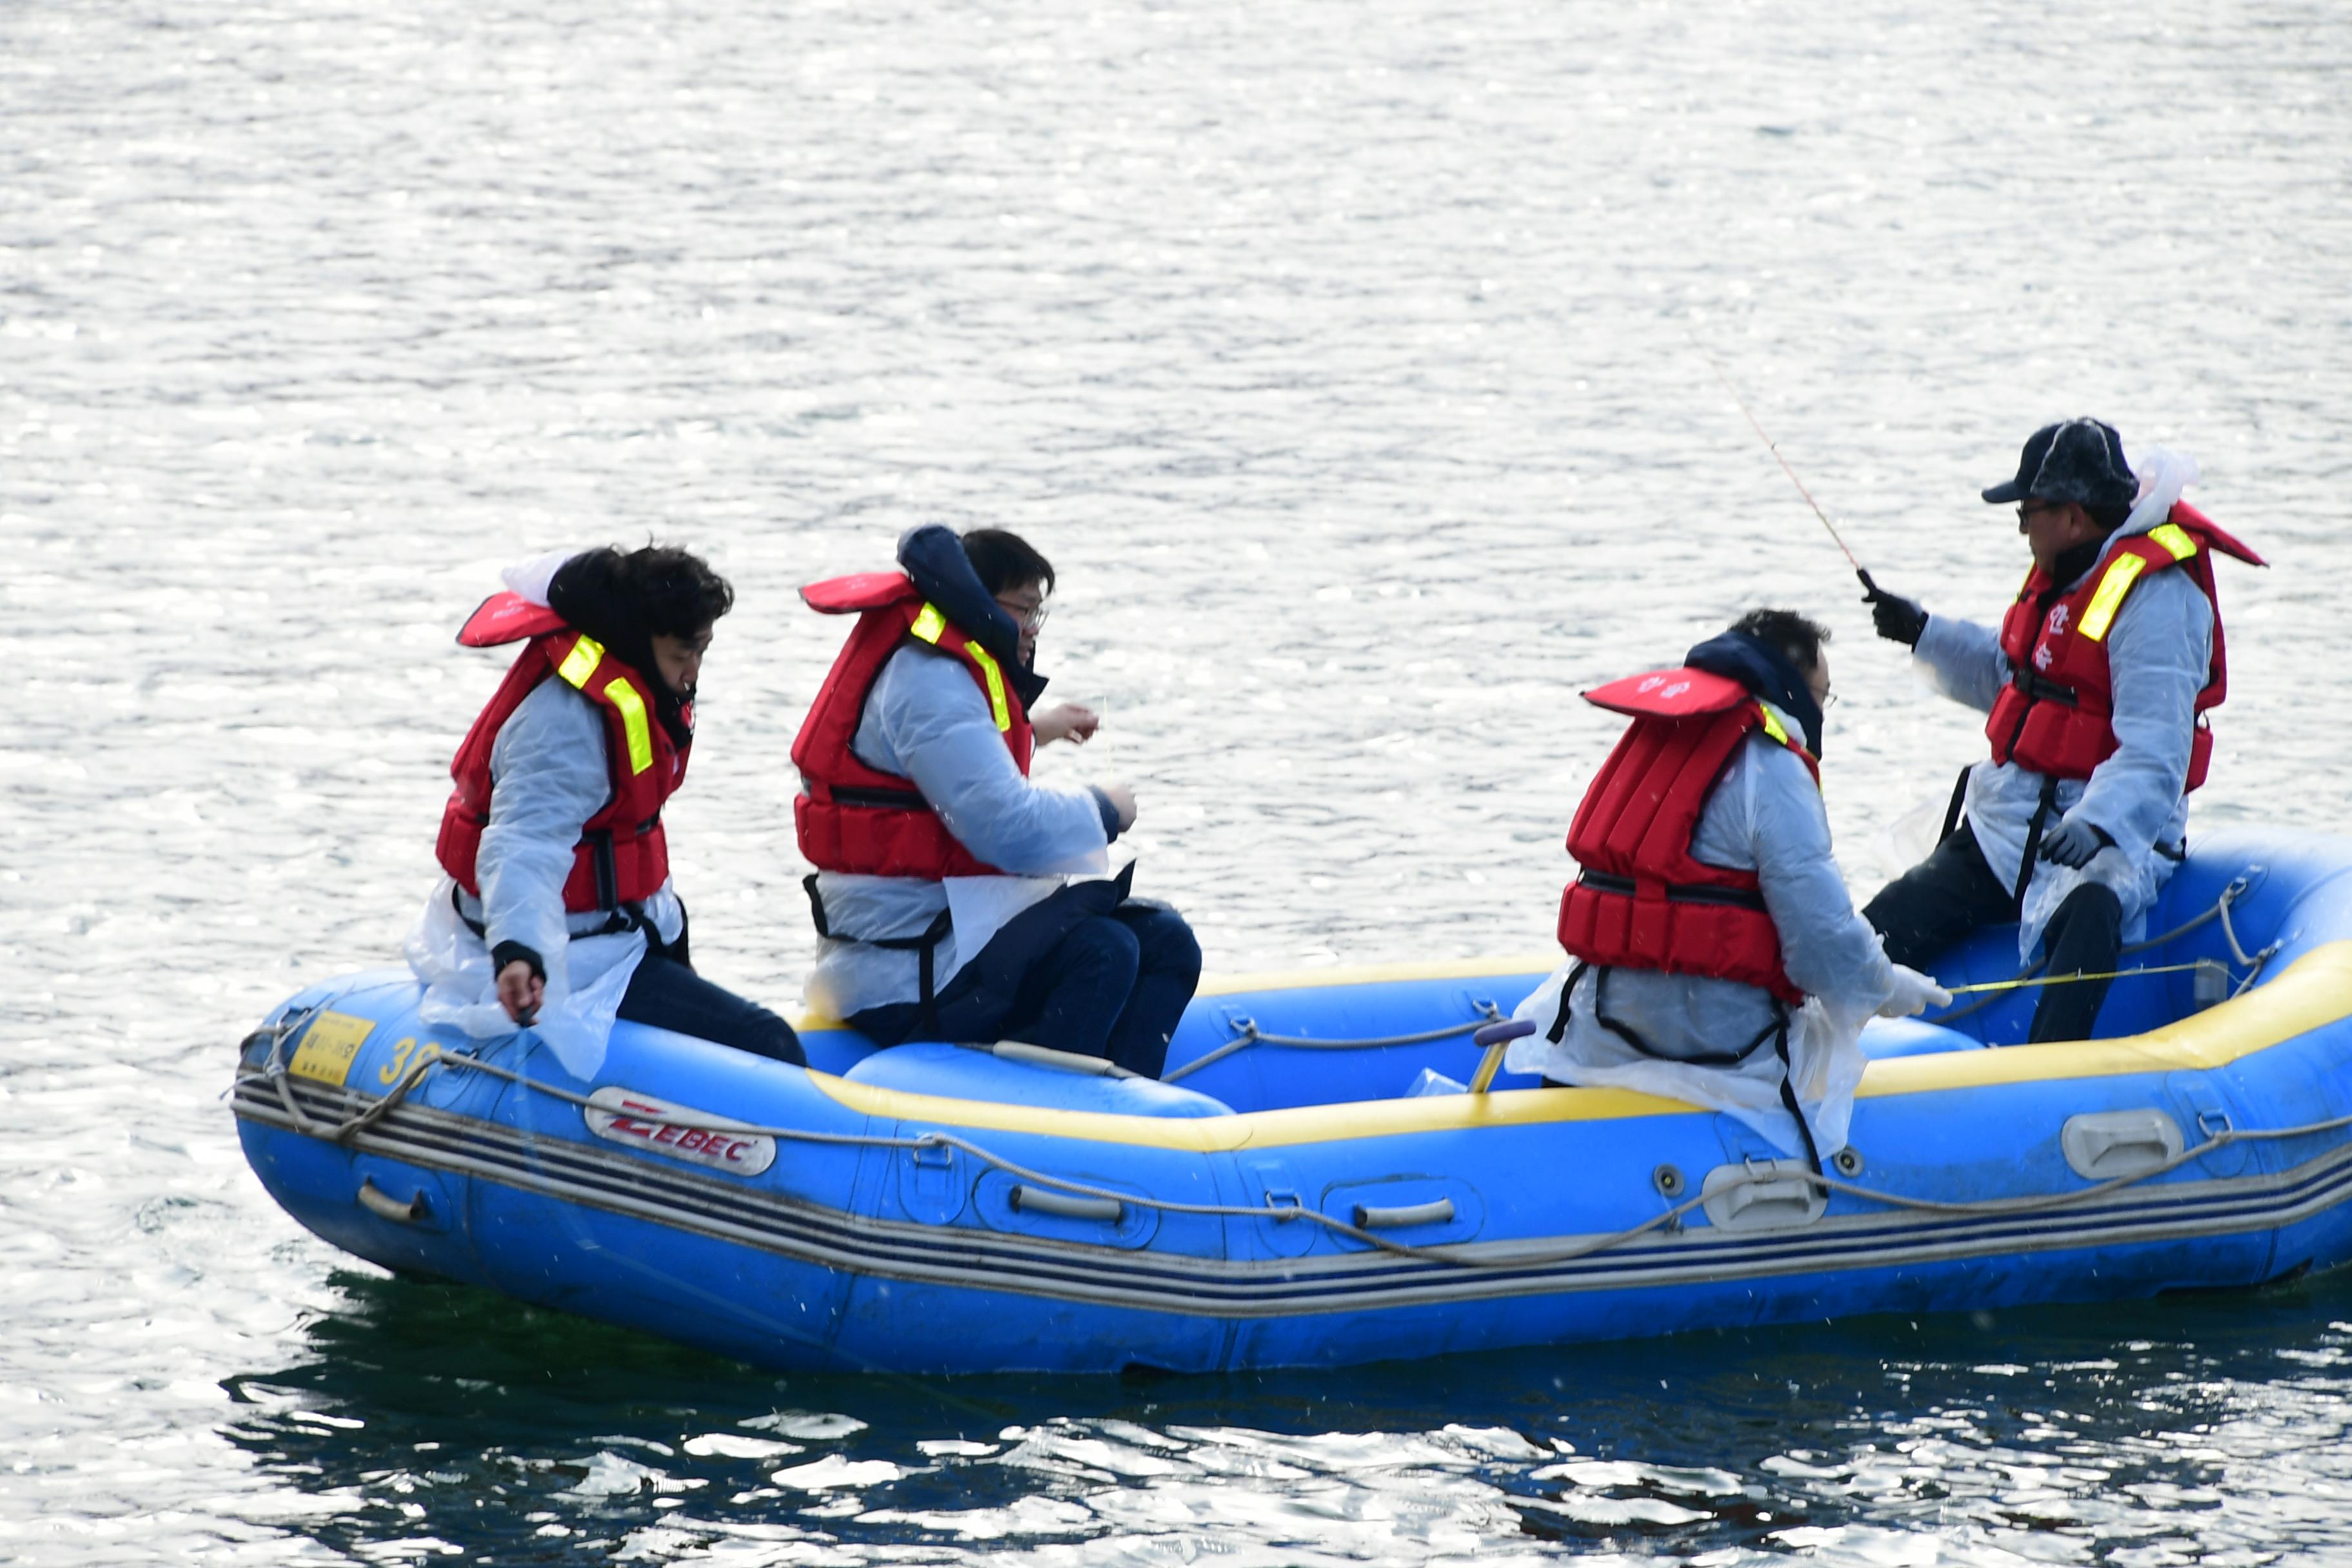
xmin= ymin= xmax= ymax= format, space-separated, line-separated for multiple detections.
xmin=1981 ymin=418 xmax=2137 ymax=511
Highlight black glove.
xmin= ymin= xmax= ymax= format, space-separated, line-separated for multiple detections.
xmin=1857 ymin=570 xmax=1928 ymax=648
xmin=489 ymin=940 xmax=545 ymax=983
xmin=2037 ymin=818 xmax=2113 ymax=869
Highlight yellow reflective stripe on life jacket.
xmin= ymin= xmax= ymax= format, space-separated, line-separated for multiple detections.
xmin=1752 ymin=702 xmax=1822 ymax=792
xmin=556 ymin=634 xmax=605 ymax=689
xmin=906 ymin=600 xmax=1012 ymax=730
xmin=602 ymin=677 xmax=655 ymax=776
xmin=2078 ymin=552 xmax=2150 ymax=643
xmin=2148 ymin=522 xmax=2199 ymax=562
xmin=964 ymin=643 xmax=1013 ymax=732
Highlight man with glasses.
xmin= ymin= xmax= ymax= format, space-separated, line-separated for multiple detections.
xmin=1513 ymin=610 xmax=1946 ymax=1170
xmin=1857 ymin=419 xmax=2262 ymax=1043
xmin=791 ymin=525 xmax=1199 ymax=1077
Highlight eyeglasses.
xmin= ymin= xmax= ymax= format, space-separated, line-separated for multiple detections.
xmin=994 ymin=596 xmax=1050 ymax=634
xmin=1819 ymin=688 xmax=1839 ymax=709
xmin=2015 ymin=500 xmax=2063 ymax=525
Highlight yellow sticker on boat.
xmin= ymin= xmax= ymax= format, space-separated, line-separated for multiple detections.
xmin=290 ymin=1012 xmax=375 ymax=1086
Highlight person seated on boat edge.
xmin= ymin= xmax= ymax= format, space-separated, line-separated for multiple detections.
xmin=1505 ymin=611 xmax=1950 ymax=1168
xmin=1859 ymin=421 xmax=2265 ymax=1044
xmin=792 ymin=525 xmax=1200 ymax=1078
xmin=406 ymin=544 xmax=805 ymax=1078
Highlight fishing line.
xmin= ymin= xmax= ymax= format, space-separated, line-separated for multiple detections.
xmin=1942 ymin=959 xmax=2217 ymax=996
xmin=1685 ymin=329 xmax=1868 ymax=575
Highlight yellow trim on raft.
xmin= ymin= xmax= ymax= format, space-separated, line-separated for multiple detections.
xmin=806 ymin=1059 xmax=1691 ymax=1152
xmin=792 ymin=941 xmax=2352 ymax=1151
xmin=789 ymin=953 xmax=1562 ymax=1034
xmin=1859 ymin=938 xmax=2352 ymax=1096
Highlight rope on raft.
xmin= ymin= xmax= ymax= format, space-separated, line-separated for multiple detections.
xmin=1926 ymin=872 xmax=2282 ymax=1024
xmin=1159 ymin=1001 xmax=1506 ymax=1085
xmin=237 ymin=971 xmax=2351 ymax=1274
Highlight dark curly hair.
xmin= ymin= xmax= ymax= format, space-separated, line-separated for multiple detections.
xmin=1729 ymin=608 xmax=1830 ymax=674
xmin=960 ymin=528 xmax=1055 ymax=597
xmin=615 ymin=544 xmax=734 ymax=636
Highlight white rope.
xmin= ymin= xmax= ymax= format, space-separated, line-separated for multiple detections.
xmin=1161 ymin=1002 xmax=1505 ymax=1085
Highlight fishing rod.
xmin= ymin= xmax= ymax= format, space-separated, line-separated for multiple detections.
xmin=1685 ymin=331 xmax=1882 ymax=589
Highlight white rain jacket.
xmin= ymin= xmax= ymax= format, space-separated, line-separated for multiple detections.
xmin=1911 ymin=451 xmax=2213 ymax=961
xmin=803 ymin=642 xmax=1110 ymax=1021
xmin=1506 ymin=701 xmax=1897 ymax=1159
xmin=404 ymin=553 xmax=683 ymax=1079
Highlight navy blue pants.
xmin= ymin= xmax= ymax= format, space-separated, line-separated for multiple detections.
xmin=618 ymin=954 xmax=805 ymax=1065
xmin=852 ymin=899 xmax=1202 ymax=1079
xmin=1863 ymin=829 xmax=2124 ymax=1044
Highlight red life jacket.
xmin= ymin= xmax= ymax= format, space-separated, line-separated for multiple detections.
xmin=1984 ymin=502 xmax=2263 ymax=791
xmin=1554 ymin=667 xmax=1821 ymax=1005
xmin=435 ymin=592 xmax=690 ymax=912
xmin=790 ymin=571 xmax=1035 ymax=880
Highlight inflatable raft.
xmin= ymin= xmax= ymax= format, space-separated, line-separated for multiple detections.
xmin=233 ymin=828 xmax=2352 ymax=1375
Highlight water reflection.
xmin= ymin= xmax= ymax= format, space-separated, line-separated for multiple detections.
xmin=11 ymin=0 xmax=2352 ymax=1556
xmin=215 ymin=1266 xmax=2352 ymax=1562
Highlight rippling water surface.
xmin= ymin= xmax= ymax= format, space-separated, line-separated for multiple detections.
xmin=7 ymin=0 xmax=2352 ymax=1560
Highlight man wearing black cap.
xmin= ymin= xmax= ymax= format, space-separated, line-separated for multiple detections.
xmin=1857 ymin=420 xmax=2262 ymax=1043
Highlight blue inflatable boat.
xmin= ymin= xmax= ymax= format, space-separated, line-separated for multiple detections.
xmin=233 ymin=828 xmax=2352 ymax=1375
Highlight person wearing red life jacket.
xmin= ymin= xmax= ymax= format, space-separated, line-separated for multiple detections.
xmin=407 ymin=544 xmax=803 ymax=1077
xmin=794 ymin=525 xmax=1199 ymax=1077
xmin=1507 ymin=611 xmax=1948 ymax=1167
xmin=1859 ymin=419 xmax=2263 ymax=1044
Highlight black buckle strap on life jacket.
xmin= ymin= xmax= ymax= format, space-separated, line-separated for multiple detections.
xmin=451 ymin=883 xmax=655 ymax=945
xmin=1938 ymin=764 xmax=1972 ymax=844
xmin=825 ymin=783 xmax=934 ymax=812
xmin=1770 ymin=1015 xmax=1825 ymax=1176
xmin=1558 ymin=957 xmax=1823 ymax=1176
xmin=1587 ymin=968 xmax=1790 ymax=1070
xmin=801 ymin=874 xmax=956 ymax=1036
xmin=2013 ymin=774 xmax=2062 ymax=905
xmin=1547 ymin=962 xmax=1587 ymax=1044
xmin=2006 ymin=659 xmax=2081 ymax=708
xmin=1575 ymin=869 xmax=1769 ymax=912
xmin=582 ymin=826 xmax=620 ymax=911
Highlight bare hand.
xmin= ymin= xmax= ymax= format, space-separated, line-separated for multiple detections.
xmin=496 ymin=959 xmax=545 ymax=1026
xmin=1033 ymin=702 xmax=1101 ymax=747
xmin=1100 ymin=781 xmax=1139 ymax=832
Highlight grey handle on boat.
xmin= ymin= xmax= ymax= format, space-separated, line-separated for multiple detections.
xmin=2062 ymin=1109 xmax=2184 ymax=1179
xmin=1010 ymin=1185 xmax=1124 ymax=1222
xmin=985 ymin=1041 xmax=1137 ymax=1079
xmin=1353 ymin=1197 xmax=1456 ymax=1230
xmin=357 ymin=1179 xmax=426 ymax=1224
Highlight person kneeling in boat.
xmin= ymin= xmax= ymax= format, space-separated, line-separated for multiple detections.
xmin=407 ymin=545 xmax=805 ymax=1076
xmin=1858 ymin=420 xmax=2263 ymax=1043
xmin=792 ymin=525 xmax=1200 ymax=1077
xmin=1507 ymin=611 xmax=1949 ymax=1168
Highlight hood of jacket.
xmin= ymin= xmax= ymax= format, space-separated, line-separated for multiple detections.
xmin=1683 ymin=629 xmax=1825 ymax=757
